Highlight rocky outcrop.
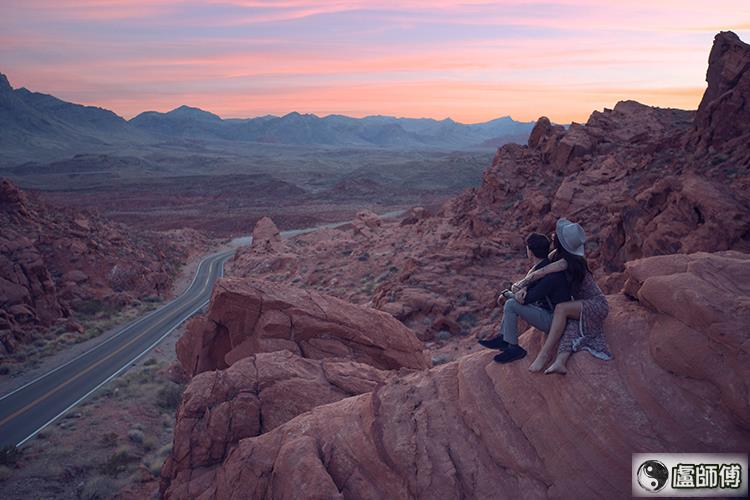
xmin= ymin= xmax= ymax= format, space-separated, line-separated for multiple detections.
xmin=230 ymin=217 xmax=298 ymax=278
xmin=165 ymin=32 xmax=750 ymax=500
xmin=0 ymin=179 xmax=195 ymax=356
xmin=351 ymin=209 xmax=382 ymax=238
xmin=176 ymin=278 xmax=430 ymax=377
xmin=250 ymin=216 xmax=282 ymax=252
xmin=691 ymin=31 xmax=750 ymax=152
xmin=161 ymin=350 xmax=393 ymax=497
xmin=166 ymin=252 xmax=750 ymax=499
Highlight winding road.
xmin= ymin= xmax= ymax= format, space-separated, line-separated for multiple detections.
xmin=0 ymin=249 xmax=234 ymax=448
xmin=0 ymin=210 xmax=406 ymax=448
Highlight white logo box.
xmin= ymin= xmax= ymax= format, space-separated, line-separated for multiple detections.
xmin=633 ymin=453 xmax=748 ymax=497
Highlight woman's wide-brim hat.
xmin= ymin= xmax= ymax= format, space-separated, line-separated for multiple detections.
xmin=556 ymin=218 xmax=586 ymax=257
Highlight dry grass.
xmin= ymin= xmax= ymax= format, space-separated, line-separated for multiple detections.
xmin=1 ymin=300 xmax=161 ymax=375
xmin=0 ymin=360 xmax=184 ymax=499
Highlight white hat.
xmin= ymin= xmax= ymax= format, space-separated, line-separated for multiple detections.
xmin=556 ymin=218 xmax=586 ymax=257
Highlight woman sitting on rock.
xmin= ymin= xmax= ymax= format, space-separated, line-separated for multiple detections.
xmin=512 ymin=218 xmax=611 ymax=374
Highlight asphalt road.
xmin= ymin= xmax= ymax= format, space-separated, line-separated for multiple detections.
xmin=0 ymin=249 xmax=234 ymax=448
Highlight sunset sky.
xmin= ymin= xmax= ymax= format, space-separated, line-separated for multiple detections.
xmin=3 ymin=1 xmax=749 ymax=123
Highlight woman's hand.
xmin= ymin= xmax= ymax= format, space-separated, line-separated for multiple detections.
xmin=512 ymin=272 xmax=534 ymax=292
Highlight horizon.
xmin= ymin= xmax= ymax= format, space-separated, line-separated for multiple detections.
xmin=3 ymin=74 xmax=531 ymax=125
xmin=3 ymin=1 xmax=750 ymax=123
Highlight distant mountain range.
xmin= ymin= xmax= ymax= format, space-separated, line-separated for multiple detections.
xmin=0 ymin=72 xmax=535 ymax=163
xmin=129 ymin=105 xmax=534 ymax=149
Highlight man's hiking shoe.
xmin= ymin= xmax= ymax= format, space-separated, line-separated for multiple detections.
xmin=494 ymin=345 xmax=527 ymax=364
xmin=478 ymin=336 xmax=509 ymax=350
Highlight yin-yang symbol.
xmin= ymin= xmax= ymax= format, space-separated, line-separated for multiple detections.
xmin=637 ymin=460 xmax=668 ymax=492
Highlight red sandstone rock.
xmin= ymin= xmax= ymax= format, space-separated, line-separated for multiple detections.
xmin=176 ymin=278 xmax=430 ymax=377
xmin=160 ymin=350 xmax=393 ymax=497
xmin=230 ymin=217 xmax=298 ymax=278
xmin=400 ymin=206 xmax=430 ymax=226
xmin=165 ymin=252 xmax=750 ymax=500
xmin=250 ymin=216 xmax=282 ymax=252
xmin=0 ymin=179 xmax=199 ymax=356
xmin=692 ymin=31 xmax=750 ymax=151
xmin=352 ymin=209 xmax=382 ymax=237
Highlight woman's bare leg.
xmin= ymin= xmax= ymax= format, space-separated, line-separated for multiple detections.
xmin=544 ymin=351 xmax=572 ymax=375
xmin=528 ymin=301 xmax=582 ymax=372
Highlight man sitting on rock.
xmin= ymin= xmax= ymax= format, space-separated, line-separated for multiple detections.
xmin=478 ymin=232 xmax=572 ymax=364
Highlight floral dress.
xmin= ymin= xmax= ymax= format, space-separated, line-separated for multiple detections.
xmin=558 ymin=272 xmax=612 ymax=360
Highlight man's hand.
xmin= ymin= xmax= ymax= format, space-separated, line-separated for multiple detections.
xmin=515 ymin=288 xmax=527 ymax=304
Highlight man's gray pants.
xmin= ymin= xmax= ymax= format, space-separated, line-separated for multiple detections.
xmin=501 ymin=298 xmax=553 ymax=345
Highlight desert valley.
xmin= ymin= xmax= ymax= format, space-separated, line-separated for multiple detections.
xmin=0 ymin=5 xmax=749 ymax=499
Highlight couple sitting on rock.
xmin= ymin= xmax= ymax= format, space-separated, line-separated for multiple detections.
xmin=479 ymin=218 xmax=611 ymax=374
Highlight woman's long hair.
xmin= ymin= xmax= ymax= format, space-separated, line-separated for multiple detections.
xmin=551 ymin=233 xmax=590 ymax=292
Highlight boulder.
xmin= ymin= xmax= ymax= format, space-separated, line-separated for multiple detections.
xmin=352 ymin=210 xmax=382 ymax=237
xmin=250 ymin=216 xmax=282 ymax=253
xmin=161 ymin=350 xmax=392 ymax=498
xmin=176 ymin=278 xmax=430 ymax=377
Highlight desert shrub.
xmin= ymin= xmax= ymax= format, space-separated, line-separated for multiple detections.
xmin=142 ymin=436 xmax=157 ymax=452
xmin=432 ymin=354 xmax=451 ymax=365
xmin=80 ymin=475 xmax=117 ymax=500
xmin=0 ymin=465 xmax=12 ymax=481
xmin=127 ymin=429 xmax=144 ymax=444
xmin=156 ymin=383 xmax=183 ymax=410
xmin=157 ymin=443 xmax=172 ymax=458
xmin=113 ymin=376 xmax=131 ymax=389
xmin=143 ymin=357 xmax=157 ymax=366
xmin=100 ymin=446 xmax=134 ymax=477
xmin=0 ymin=365 xmax=9 ymax=375
xmin=100 ymin=432 xmax=118 ymax=447
xmin=457 ymin=312 xmax=477 ymax=328
xmin=144 ymin=457 xmax=163 ymax=477
xmin=456 ymin=292 xmax=474 ymax=306
xmin=0 ymin=445 xmax=21 ymax=466
xmin=75 ymin=299 xmax=106 ymax=317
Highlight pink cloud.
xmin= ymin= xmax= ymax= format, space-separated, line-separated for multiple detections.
xmin=2 ymin=0 xmax=748 ymax=122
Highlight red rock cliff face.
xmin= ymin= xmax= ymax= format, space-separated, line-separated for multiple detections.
xmin=691 ymin=31 xmax=750 ymax=152
xmin=0 ymin=179 xmax=196 ymax=356
xmin=165 ymin=252 xmax=750 ymax=500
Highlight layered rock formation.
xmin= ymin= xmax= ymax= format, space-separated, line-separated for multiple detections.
xmin=691 ymin=31 xmax=750 ymax=152
xmin=161 ymin=351 xmax=394 ymax=497
xmin=176 ymin=278 xmax=430 ymax=377
xmin=0 ymin=179 xmax=201 ymax=356
xmin=165 ymin=252 xmax=750 ymax=499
